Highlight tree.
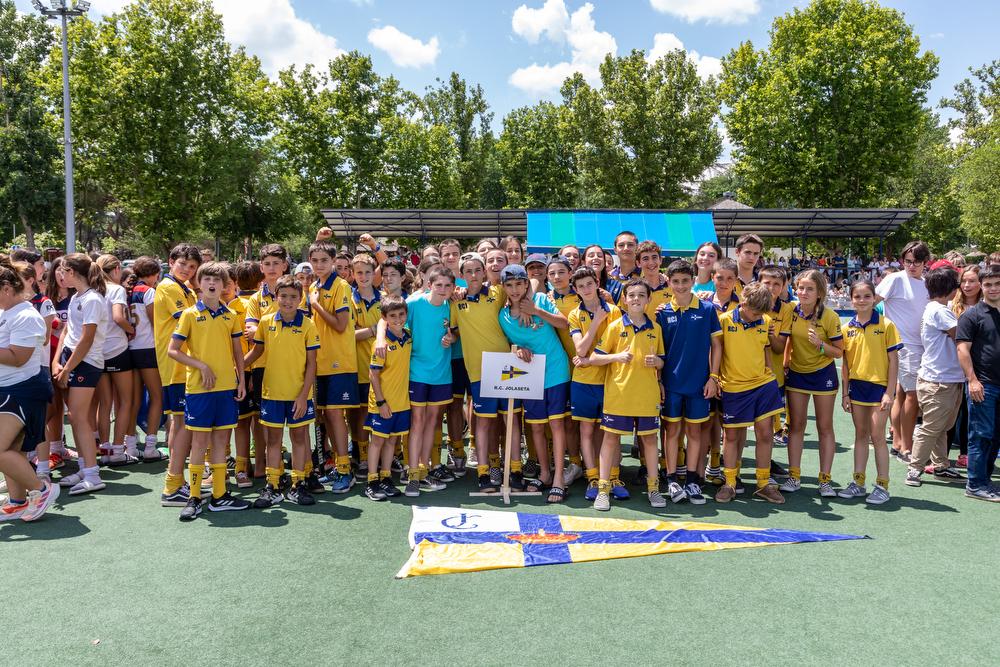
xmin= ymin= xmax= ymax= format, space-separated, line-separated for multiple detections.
xmin=720 ymin=0 xmax=939 ymax=208
xmin=496 ymin=102 xmax=576 ymax=208
xmin=561 ymin=49 xmax=722 ymax=208
xmin=0 ymin=0 xmax=62 ymax=249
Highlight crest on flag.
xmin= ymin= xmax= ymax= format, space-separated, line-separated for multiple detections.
xmin=500 ymin=365 xmax=528 ymax=381
xmin=397 ymin=506 xmax=867 ymax=577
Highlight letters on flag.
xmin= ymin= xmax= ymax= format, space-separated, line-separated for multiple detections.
xmin=396 ymin=506 xmax=866 ymax=578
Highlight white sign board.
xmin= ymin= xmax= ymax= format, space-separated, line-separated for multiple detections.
xmin=480 ymin=352 xmax=545 ymax=401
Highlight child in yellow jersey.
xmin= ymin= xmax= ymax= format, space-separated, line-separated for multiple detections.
xmin=547 ymin=256 xmax=583 ymax=485
xmin=710 ymin=258 xmax=741 ymax=314
xmin=589 ymin=279 xmax=665 ymax=511
xmin=245 ymin=276 xmax=321 ymax=507
xmin=783 ymin=270 xmax=845 ymax=497
xmin=634 ymin=240 xmax=672 ymax=319
xmin=349 ymin=253 xmax=381 ymax=483
xmin=363 ymin=295 xmax=410 ymax=501
xmin=229 ymin=261 xmax=263 ymax=487
xmin=307 ymin=242 xmax=358 ymax=494
xmin=453 ymin=253 xmax=510 ymax=493
xmin=839 ymin=279 xmax=901 ymax=505
xmin=568 ymin=267 xmax=622 ymax=500
xmin=167 ymin=262 xmax=249 ymax=521
xmin=154 ymin=244 xmax=200 ymax=508
xmin=701 ymin=257 xmax=740 ymax=485
xmin=715 ymin=282 xmax=786 ymax=504
xmin=758 ymin=265 xmax=796 ymax=480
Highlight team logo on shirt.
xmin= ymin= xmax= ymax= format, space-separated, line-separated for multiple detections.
xmin=501 ymin=366 xmax=528 ymax=381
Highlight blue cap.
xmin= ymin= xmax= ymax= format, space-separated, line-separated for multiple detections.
xmin=524 ymin=252 xmax=549 ymax=267
xmin=547 ymin=256 xmax=572 ymax=271
xmin=500 ymin=264 xmax=528 ymax=282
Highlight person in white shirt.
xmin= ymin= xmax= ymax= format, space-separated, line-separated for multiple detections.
xmin=125 ymin=256 xmax=164 ymax=461
xmin=95 ymin=255 xmax=137 ymax=466
xmin=875 ymin=241 xmax=930 ymax=462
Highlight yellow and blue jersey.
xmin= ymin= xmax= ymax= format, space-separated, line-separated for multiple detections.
xmin=252 ymin=310 xmax=321 ymax=401
xmin=452 ymin=284 xmax=508 ymax=383
xmin=352 ymin=288 xmax=382 ymax=385
xmin=788 ymin=305 xmax=843 ymax=374
xmin=844 ymin=313 xmax=902 ymax=386
xmin=567 ymin=299 xmax=621 ymax=386
xmin=309 ymin=273 xmax=355 ymax=377
xmin=498 ymin=292 xmax=571 ymax=389
xmin=718 ymin=308 xmax=774 ymax=393
xmin=172 ymin=300 xmax=241 ymax=395
xmin=769 ymin=298 xmax=796 ymax=387
xmin=711 ymin=290 xmax=741 ymax=315
xmin=368 ymin=329 xmax=412 ymax=413
xmin=550 ymin=289 xmax=582 ymax=358
xmin=657 ymin=296 xmax=722 ymax=396
xmin=617 ymin=279 xmax=672 ymax=321
xmin=595 ymin=313 xmax=664 ymax=418
xmin=155 ymin=274 xmax=196 ymax=386
xmin=227 ymin=293 xmax=254 ymax=358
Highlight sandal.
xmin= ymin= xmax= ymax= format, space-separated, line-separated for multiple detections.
xmin=546 ymin=486 xmax=567 ymax=504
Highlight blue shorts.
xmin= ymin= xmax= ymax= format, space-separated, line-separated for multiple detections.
xmin=129 ymin=347 xmax=158 ymax=370
xmin=451 ymin=359 xmax=470 ymax=398
xmin=0 ymin=371 xmax=53 ymax=451
xmin=409 ymin=381 xmax=452 ymax=407
xmin=786 ymin=364 xmax=839 ymax=395
xmin=259 ymin=398 xmax=315 ymax=429
xmin=520 ymin=382 xmax=570 ymax=424
xmin=710 ymin=397 xmax=721 ymax=417
xmin=365 ymin=409 xmax=411 ymax=437
xmin=602 ymin=413 xmax=660 ymax=436
xmin=250 ymin=367 xmax=265 ymax=407
xmin=570 ymin=381 xmax=604 ymax=422
xmin=357 ymin=383 xmax=370 ymax=409
xmin=60 ymin=348 xmax=102 ymax=389
xmin=470 ymin=381 xmax=501 ymax=418
xmin=848 ymin=379 xmax=887 ymax=406
xmin=662 ymin=391 xmax=711 ymax=424
xmin=184 ymin=389 xmax=238 ymax=431
xmin=316 ymin=373 xmax=360 ymax=409
xmin=721 ymin=380 xmax=784 ymax=429
xmin=163 ymin=382 xmax=187 ymax=415
xmin=104 ymin=349 xmax=133 ymax=373
xmin=237 ymin=371 xmax=257 ymax=419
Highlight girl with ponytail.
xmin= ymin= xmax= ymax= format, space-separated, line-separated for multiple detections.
xmin=94 ymin=255 xmax=137 ymax=465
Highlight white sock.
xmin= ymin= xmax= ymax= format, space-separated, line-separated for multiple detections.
xmin=124 ymin=435 xmax=137 ymax=448
xmin=36 ymin=460 xmax=51 ymax=475
xmin=144 ymin=435 xmax=158 ymax=448
xmin=51 ymin=440 xmax=66 ymax=454
xmin=83 ymin=465 xmax=101 ymax=482
xmin=112 ymin=444 xmax=125 ymax=455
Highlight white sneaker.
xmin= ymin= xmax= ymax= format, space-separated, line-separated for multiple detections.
xmin=69 ymin=478 xmax=106 ymax=496
xmin=58 ymin=472 xmax=84 ymax=488
xmin=648 ymin=489 xmax=667 ymax=508
xmin=593 ymin=491 xmax=611 ymax=511
xmin=779 ymin=477 xmax=801 ymax=493
xmin=818 ymin=481 xmax=838 ymax=497
xmin=22 ymin=482 xmax=60 ymax=522
xmin=235 ymin=471 xmax=253 ymax=489
xmin=562 ymin=463 xmax=583 ymax=486
xmin=667 ymin=481 xmax=687 ymax=503
xmin=36 ymin=472 xmax=52 ymax=484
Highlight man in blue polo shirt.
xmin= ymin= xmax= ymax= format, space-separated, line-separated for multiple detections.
xmin=656 ymin=260 xmax=722 ymax=505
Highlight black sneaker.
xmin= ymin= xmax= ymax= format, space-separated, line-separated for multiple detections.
xmin=429 ymin=464 xmax=456 ymax=483
xmin=253 ymin=484 xmax=282 ymax=509
xmin=489 ymin=466 xmax=502 ymax=486
xmin=523 ymin=460 xmax=541 ymax=478
xmin=632 ymin=466 xmax=648 ymax=486
xmin=161 ymin=485 xmax=191 ymax=507
xmin=734 ymin=478 xmax=746 ymax=495
xmin=179 ymin=497 xmax=202 ymax=522
xmin=400 ymin=468 xmax=410 ymax=483
xmin=378 ymin=478 xmax=401 ymax=498
xmin=509 ymin=471 xmax=527 ymax=491
xmin=304 ymin=471 xmax=326 ymax=494
xmin=629 ymin=444 xmax=640 ymax=459
xmin=365 ymin=481 xmax=387 ymax=501
xmin=478 ymin=474 xmax=499 ymax=493
xmin=277 ymin=473 xmax=292 ymax=495
xmin=208 ymin=492 xmax=250 ymax=512
xmin=390 ymin=457 xmax=404 ymax=474
xmin=354 ymin=461 xmax=369 ymax=483
xmin=286 ymin=481 xmax=316 ymax=506
xmin=932 ymin=466 xmax=964 ymax=481
xmin=769 ymin=459 xmax=790 ymax=483
xmin=658 ymin=468 xmax=670 ymax=484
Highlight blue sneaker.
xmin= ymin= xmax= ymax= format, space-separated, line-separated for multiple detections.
xmin=318 ymin=469 xmax=339 ymax=485
xmin=610 ymin=479 xmax=630 ymax=500
xmin=329 ymin=471 xmax=355 ymax=494
xmin=584 ymin=479 xmax=599 ymax=501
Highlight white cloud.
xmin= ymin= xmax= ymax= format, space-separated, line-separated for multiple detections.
xmin=949 ymin=126 xmax=964 ymax=145
xmin=509 ymin=1 xmax=617 ymax=95
xmin=647 ymin=32 xmax=722 ymax=80
xmin=367 ymin=25 xmax=440 ymax=68
xmin=649 ymin=0 xmax=760 ymax=24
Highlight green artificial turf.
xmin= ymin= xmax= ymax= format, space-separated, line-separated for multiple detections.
xmin=3 ymin=406 xmax=998 ymax=667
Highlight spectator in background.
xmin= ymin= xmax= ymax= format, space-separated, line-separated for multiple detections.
xmin=200 ymin=248 xmax=215 ymax=263
xmin=948 ymin=265 xmax=982 ymax=468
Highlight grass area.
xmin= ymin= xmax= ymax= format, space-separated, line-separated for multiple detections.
xmin=4 ymin=405 xmax=998 ymax=667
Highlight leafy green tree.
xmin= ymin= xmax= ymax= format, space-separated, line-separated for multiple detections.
xmin=0 ymin=0 xmax=62 ymax=249
xmin=720 ymin=0 xmax=939 ymax=208
xmin=496 ymin=102 xmax=576 ymax=208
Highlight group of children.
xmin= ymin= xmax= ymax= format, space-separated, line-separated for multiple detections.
xmin=1 ymin=230 xmax=997 ymax=523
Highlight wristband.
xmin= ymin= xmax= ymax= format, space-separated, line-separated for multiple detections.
xmin=819 ymin=343 xmax=825 ymax=355
xmin=709 ymin=373 xmax=720 ymax=381
xmin=376 ymin=399 xmax=386 ymax=407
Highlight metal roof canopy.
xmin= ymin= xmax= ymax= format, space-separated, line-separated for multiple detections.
xmin=319 ymin=208 xmax=918 ymax=242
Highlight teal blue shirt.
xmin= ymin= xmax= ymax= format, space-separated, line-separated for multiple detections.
xmin=498 ymin=292 xmax=570 ymax=389
xmin=406 ymin=293 xmax=452 ymax=386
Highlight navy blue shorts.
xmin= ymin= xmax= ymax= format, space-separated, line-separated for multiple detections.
xmin=104 ymin=349 xmax=133 ymax=373
xmin=316 ymin=373 xmax=360 ymax=409
xmin=259 ymin=398 xmax=315 ymax=429
xmin=129 ymin=347 xmax=158 ymax=370
xmin=721 ymin=380 xmax=785 ymax=429
xmin=662 ymin=391 xmax=712 ymax=424
xmin=786 ymin=363 xmax=839 ymax=395
xmin=250 ymin=367 xmax=265 ymax=407
xmin=237 ymin=371 xmax=257 ymax=418
xmin=357 ymin=383 xmax=370 ymax=410
xmin=451 ymin=358 xmax=470 ymax=398
xmin=602 ymin=413 xmax=660 ymax=436
xmin=470 ymin=381 xmax=501 ymax=418
xmin=163 ymin=382 xmax=187 ymax=415
xmin=60 ymin=347 xmax=102 ymax=388
xmin=570 ymin=381 xmax=604 ymax=422
xmin=408 ymin=381 xmax=452 ymax=407
xmin=848 ymin=379 xmax=887 ymax=406
xmin=184 ymin=389 xmax=238 ymax=431
xmin=0 ymin=371 xmax=53 ymax=451
xmin=365 ymin=409 xmax=411 ymax=437
xmin=520 ymin=381 xmax=570 ymax=424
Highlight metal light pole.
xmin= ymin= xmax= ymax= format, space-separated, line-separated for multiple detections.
xmin=33 ymin=0 xmax=90 ymax=253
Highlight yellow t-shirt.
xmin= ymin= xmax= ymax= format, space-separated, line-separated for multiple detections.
xmin=550 ymin=289 xmax=582 ymax=358
xmin=309 ymin=273 xmax=356 ymax=377
xmin=154 ymin=275 xmax=196 ymax=386
xmin=844 ymin=313 xmax=902 ymax=385
xmin=352 ymin=288 xmax=382 ymax=385
xmin=228 ymin=293 xmax=253 ymax=359
xmin=719 ymin=308 xmax=775 ymax=393
xmin=614 ymin=277 xmax=673 ymax=321
xmin=368 ymin=329 xmax=412 ymax=413
xmin=251 ymin=310 xmax=321 ymax=401
xmin=595 ymin=313 xmax=664 ymax=418
xmin=452 ymin=284 xmax=508 ymax=383
xmin=245 ymin=282 xmax=309 ymax=370
xmin=172 ymin=301 xmax=241 ymax=395
xmin=788 ymin=305 xmax=843 ymax=374
xmin=769 ymin=299 xmax=795 ymax=387
xmin=567 ymin=299 xmax=622 ymax=385
xmin=712 ymin=290 xmax=741 ymax=315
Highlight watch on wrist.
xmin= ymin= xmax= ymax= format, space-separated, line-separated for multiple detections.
xmin=376 ymin=399 xmax=386 ymax=407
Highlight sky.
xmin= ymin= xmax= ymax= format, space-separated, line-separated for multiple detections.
xmin=17 ymin=0 xmax=999 ymax=140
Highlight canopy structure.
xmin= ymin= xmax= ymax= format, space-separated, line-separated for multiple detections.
xmin=711 ymin=208 xmax=917 ymax=247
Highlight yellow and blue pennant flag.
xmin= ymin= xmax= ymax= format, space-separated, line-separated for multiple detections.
xmin=397 ymin=506 xmax=866 ymax=577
